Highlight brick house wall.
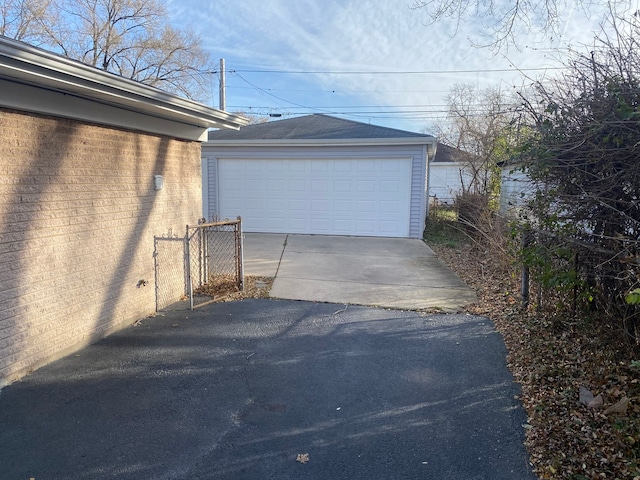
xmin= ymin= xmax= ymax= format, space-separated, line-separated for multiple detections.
xmin=0 ymin=108 xmax=202 ymax=385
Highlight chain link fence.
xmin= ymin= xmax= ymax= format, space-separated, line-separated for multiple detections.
xmin=153 ymin=231 xmax=188 ymax=311
xmin=186 ymin=218 xmax=244 ymax=309
xmin=153 ymin=218 xmax=243 ymax=311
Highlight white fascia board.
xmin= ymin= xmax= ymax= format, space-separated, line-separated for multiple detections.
xmin=203 ymin=137 xmax=436 ymax=148
xmin=0 ymin=37 xmax=248 ymax=136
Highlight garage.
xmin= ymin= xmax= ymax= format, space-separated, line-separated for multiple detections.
xmin=203 ymin=114 xmax=436 ymax=238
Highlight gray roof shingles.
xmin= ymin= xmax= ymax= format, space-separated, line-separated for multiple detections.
xmin=432 ymin=143 xmax=460 ymax=163
xmin=207 ymin=114 xmax=434 ymax=141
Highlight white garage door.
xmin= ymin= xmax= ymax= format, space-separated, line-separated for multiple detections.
xmin=217 ymin=158 xmax=412 ymax=237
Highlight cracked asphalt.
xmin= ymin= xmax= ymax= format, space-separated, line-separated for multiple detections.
xmin=0 ymin=299 xmax=535 ymax=479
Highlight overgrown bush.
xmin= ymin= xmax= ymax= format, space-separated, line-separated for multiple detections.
xmin=455 ymin=192 xmax=488 ymax=233
xmin=517 ymin=15 xmax=640 ymax=342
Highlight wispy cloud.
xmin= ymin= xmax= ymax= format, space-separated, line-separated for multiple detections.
xmin=167 ymin=0 xmax=611 ymax=132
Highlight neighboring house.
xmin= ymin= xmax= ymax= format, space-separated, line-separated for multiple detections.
xmin=0 ymin=37 xmax=247 ymax=386
xmin=203 ymin=114 xmax=436 ymax=239
xmin=428 ymin=143 xmax=473 ymax=205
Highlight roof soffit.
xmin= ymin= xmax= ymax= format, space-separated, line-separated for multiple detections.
xmin=0 ymin=36 xmax=248 ymax=133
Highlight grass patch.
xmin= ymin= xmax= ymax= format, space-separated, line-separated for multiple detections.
xmin=423 ymin=206 xmax=468 ymax=249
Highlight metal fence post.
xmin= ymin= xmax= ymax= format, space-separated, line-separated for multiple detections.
xmin=237 ymin=216 xmax=244 ymax=291
xmin=521 ymin=226 xmax=531 ymax=309
xmin=153 ymin=237 xmax=160 ymax=312
xmin=185 ymin=225 xmax=194 ymax=311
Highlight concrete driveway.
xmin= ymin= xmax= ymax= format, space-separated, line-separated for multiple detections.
xmin=243 ymin=233 xmax=476 ymax=311
xmin=0 ymin=300 xmax=535 ymax=480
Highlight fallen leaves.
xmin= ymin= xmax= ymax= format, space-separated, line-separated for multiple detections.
xmin=430 ymin=237 xmax=640 ymax=480
xmin=579 ymin=386 xmax=630 ymax=414
xmin=579 ymin=386 xmax=603 ymax=409
xmin=196 ymin=276 xmax=274 ymax=302
xmin=604 ymin=397 xmax=629 ymax=415
xmin=296 ymin=453 xmax=310 ymax=464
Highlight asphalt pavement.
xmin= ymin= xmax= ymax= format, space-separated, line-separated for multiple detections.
xmin=0 ymin=299 xmax=535 ymax=480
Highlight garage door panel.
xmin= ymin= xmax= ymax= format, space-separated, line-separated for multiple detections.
xmin=267 ymin=179 xmax=286 ymax=190
xmin=289 ymin=161 xmax=307 ymax=172
xmin=267 ymin=160 xmax=285 ymax=171
xmin=269 ymin=217 xmax=288 ymax=230
xmin=381 ymin=180 xmax=401 ymax=192
xmin=243 ymin=160 xmax=263 ymax=171
xmin=357 ymin=180 xmax=375 ymax=192
xmin=334 ymin=200 xmax=351 ymax=212
xmin=356 ymin=220 xmax=376 ymax=234
xmin=380 ymin=220 xmax=402 ymax=233
xmin=289 ymin=199 xmax=307 ymax=210
xmin=334 ymin=162 xmax=352 ymax=173
xmin=333 ymin=179 xmax=351 ymax=192
xmin=311 ymin=199 xmax=330 ymax=211
xmin=381 ymin=159 xmax=404 ymax=172
xmin=245 ymin=215 xmax=265 ymax=228
xmin=246 ymin=179 xmax=263 ymax=192
xmin=381 ymin=200 xmax=402 ymax=213
xmin=312 ymin=161 xmax=329 ymax=172
xmin=267 ymin=198 xmax=287 ymax=210
xmin=310 ymin=219 xmax=328 ymax=232
xmin=357 ymin=200 xmax=376 ymax=213
xmin=289 ymin=179 xmax=307 ymax=191
xmin=311 ymin=180 xmax=328 ymax=192
xmin=246 ymin=198 xmax=263 ymax=208
xmin=218 ymin=158 xmax=411 ymax=237
xmin=357 ymin=161 xmax=376 ymax=173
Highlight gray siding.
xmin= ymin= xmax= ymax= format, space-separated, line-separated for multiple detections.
xmin=203 ymin=156 xmax=219 ymax=220
xmin=202 ymin=143 xmax=428 ymax=238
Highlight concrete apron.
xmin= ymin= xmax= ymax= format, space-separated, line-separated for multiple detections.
xmin=243 ymin=233 xmax=476 ymax=311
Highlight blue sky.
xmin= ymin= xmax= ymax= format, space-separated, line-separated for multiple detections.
xmin=166 ymin=0 xmax=614 ymax=134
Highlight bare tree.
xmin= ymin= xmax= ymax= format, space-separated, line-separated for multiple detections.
xmin=0 ymin=0 xmax=52 ymax=42
xmin=1 ymin=0 xmax=213 ymax=100
xmin=437 ymin=83 xmax=520 ymax=197
xmin=410 ymin=0 xmax=627 ymax=51
xmin=231 ymin=112 xmax=269 ymax=125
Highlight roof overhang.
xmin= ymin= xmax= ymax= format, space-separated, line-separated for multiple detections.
xmin=204 ymin=137 xmax=437 ymax=148
xmin=0 ymin=36 xmax=248 ymax=141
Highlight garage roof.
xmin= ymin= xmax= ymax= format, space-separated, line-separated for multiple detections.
xmin=432 ymin=143 xmax=460 ymax=163
xmin=207 ymin=114 xmax=436 ymax=148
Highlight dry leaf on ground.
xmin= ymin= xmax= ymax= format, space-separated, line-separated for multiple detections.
xmin=296 ymin=453 xmax=310 ymax=464
xmin=430 ymin=237 xmax=640 ymax=480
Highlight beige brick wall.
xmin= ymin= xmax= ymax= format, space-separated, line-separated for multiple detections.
xmin=0 ymin=108 xmax=202 ymax=385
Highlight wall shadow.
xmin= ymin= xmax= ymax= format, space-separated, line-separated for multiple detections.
xmin=0 ymin=114 xmax=80 ymax=384
xmin=0 ymin=107 xmax=195 ymax=385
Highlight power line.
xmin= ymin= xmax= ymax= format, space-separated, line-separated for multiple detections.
xmin=229 ymin=67 xmax=565 ymax=75
xmin=219 ymin=63 xmax=543 ymax=126
xmin=232 ymin=72 xmax=340 ymax=115
xmin=228 ymin=109 xmax=521 ymax=119
xmin=228 ymin=84 xmax=454 ymax=94
xmin=228 ymin=103 xmax=517 ymax=109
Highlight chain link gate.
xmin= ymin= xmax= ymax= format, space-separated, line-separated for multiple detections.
xmin=186 ymin=218 xmax=244 ymax=309
xmin=154 ymin=218 xmax=244 ymax=311
xmin=153 ymin=231 xmax=188 ymax=311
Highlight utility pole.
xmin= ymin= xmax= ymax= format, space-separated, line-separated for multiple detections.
xmin=219 ymin=58 xmax=226 ymax=111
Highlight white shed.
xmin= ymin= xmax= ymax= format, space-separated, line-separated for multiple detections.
xmin=428 ymin=143 xmax=473 ymax=205
xmin=202 ymin=115 xmax=436 ymax=238
xmin=499 ymin=161 xmax=533 ymax=218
